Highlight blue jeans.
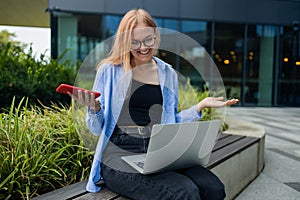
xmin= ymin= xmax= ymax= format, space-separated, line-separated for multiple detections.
xmin=101 ymin=128 xmax=226 ymax=200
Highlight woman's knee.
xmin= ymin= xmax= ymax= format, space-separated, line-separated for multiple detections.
xmin=178 ymin=166 xmax=226 ymax=200
xmin=102 ymin=166 xmax=202 ymax=200
xmin=177 ymin=182 xmax=201 ymax=200
xmin=148 ymin=172 xmax=201 ymax=200
xmin=160 ymin=178 xmax=201 ymax=200
xmin=202 ymin=180 xmax=226 ymax=200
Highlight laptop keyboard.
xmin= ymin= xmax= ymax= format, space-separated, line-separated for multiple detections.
xmin=134 ymin=161 xmax=145 ymax=169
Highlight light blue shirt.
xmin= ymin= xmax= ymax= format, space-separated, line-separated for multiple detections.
xmin=85 ymin=56 xmax=202 ymax=192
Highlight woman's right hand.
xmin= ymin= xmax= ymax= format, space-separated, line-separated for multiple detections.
xmin=67 ymin=90 xmax=101 ymax=112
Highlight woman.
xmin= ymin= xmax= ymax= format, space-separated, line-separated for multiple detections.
xmin=72 ymin=9 xmax=238 ymax=200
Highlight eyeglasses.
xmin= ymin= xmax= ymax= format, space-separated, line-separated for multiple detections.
xmin=131 ymin=36 xmax=156 ymax=50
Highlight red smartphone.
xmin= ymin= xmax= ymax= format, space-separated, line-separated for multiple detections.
xmin=56 ymin=84 xmax=100 ymax=98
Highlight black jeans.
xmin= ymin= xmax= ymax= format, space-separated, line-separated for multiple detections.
xmin=101 ymin=128 xmax=226 ymax=200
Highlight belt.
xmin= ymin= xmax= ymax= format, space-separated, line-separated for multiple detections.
xmin=117 ymin=126 xmax=152 ymax=137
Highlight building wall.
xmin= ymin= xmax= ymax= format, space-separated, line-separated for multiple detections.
xmin=1 ymin=0 xmax=298 ymax=28
xmin=0 ymin=0 xmax=49 ymax=28
xmin=48 ymin=0 xmax=300 ymax=26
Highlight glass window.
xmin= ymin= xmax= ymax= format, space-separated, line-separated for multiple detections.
xmin=77 ymin=15 xmax=122 ymax=60
xmin=102 ymin=15 xmax=122 ymax=37
xmin=154 ymin=18 xmax=179 ymax=31
xmin=247 ymin=25 xmax=277 ymax=106
xmin=245 ymin=25 xmax=260 ymax=105
xmin=179 ymin=20 xmax=210 ymax=88
xmin=154 ymin=19 xmax=210 ymax=89
xmin=54 ymin=13 xmax=123 ymax=64
xmin=181 ymin=20 xmax=209 ymax=48
xmin=278 ymin=25 xmax=300 ymax=105
xmin=54 ymin=12 xmax=299 ymax=106
xmin=154 ymin=18 xmax=163 ymax=28
xmin=214 ymin=23 xmax=245 ymax=101
xmin=153 ymin=18 xmax=178 ymax=70
xmin=164 ymin=19 xmax=179 ymax=30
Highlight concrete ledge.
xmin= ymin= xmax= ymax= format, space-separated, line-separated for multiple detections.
xmin=212 ymin=116 xmax=265 ymax=200
xmin=223 ymin=116 xmax=265 ymax=173
xmin=223 ymin=116 xmax=265 ymax=138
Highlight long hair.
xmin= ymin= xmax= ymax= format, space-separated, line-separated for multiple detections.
xmin=97 ymin=9 xmax=160 ymax=71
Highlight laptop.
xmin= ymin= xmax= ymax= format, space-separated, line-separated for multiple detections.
xmin=121 ymin=120 xmax=221 ymax=174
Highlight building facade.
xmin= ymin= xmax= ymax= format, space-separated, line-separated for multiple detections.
xmin=47 ymin=0 xmax=300 ymax=106
xmin=0 ymin=0 xmax=49 ymax=28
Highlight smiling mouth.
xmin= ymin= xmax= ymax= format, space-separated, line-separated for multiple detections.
xmin=136 ymin=49 xmax=151 ymax=55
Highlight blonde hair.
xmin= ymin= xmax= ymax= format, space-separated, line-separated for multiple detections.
xmin=97 ymin=9 xmax=160 ymax=71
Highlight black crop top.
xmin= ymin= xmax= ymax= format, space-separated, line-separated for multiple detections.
xmin=117 ymin=79 xmax=163 ymax=127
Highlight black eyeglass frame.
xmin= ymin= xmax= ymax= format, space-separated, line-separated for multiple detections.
xmin=130 ymin=36 xmax=157 ymax=50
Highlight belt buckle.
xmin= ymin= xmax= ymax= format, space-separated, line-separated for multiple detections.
xmin=138 ymin=127 xmax=148 ymax=136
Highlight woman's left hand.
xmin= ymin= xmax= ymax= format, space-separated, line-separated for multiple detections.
xmin=196 ymin=97 xmax=239 ymax=113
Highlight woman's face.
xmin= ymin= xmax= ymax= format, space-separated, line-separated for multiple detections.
xmin=130 ymin=24 xmax=157 ymax=66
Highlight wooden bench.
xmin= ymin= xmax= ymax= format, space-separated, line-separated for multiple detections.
xmin=31 ymin=133 xmax=261 ymax=200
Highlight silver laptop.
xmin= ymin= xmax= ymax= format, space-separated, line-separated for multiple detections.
xmin=121 ymin=120 xmax=221 ymax=174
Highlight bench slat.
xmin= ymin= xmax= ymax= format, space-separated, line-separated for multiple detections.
xmin=73 ymin=187 xmax=121 ymax=200
xmin=217 ymin=133 xmax=230 ymax=139
xmin=31 ymin=180 xmax=87 ymax=200
xmin=213 ymin=134 xmax=245 ymax=152
xmin=114 ymin=196 xmax=131 ymax=200
xmin=207 ymin=137 xmax=259 ymax=169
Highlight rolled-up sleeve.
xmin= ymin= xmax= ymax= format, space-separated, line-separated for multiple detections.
xmin=85 ymin=64 xmax=107 ymax=136
xmin=86 ymin=108 xmax=104 ymax=136
xmin=176 ymin=105 xmax=202 ymax=123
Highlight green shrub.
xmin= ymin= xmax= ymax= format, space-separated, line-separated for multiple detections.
xmin=0 ymin=98 xmax=93 ymax=200
xmin=178 ymin=79 xmax=228 ymax=131
xmin=0 ymin=43 xmax=77 ymax=109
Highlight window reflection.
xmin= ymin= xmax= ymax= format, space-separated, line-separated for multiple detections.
xmin=182 ymin=20 xmax=208 ymax=48
xmin=247 ymin=25 xmax=277 ymax=106
xmin=279 ymin=25 xmax=300 ymax=105
xmin=180 ymin=20 xmax=209 ymax=88
xmin=246 ymin=25 xmax=260 ymax=104
xmin=154 ymin=18 xmax=210 ymax=89
xmin=214 ymin=23 xmax=244 ymax=100
xmin=103 ymin=15 xmax=122 ymax=37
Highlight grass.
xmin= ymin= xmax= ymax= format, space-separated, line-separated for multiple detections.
xmin=0 ymin=98 xmax=93 ymax=200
